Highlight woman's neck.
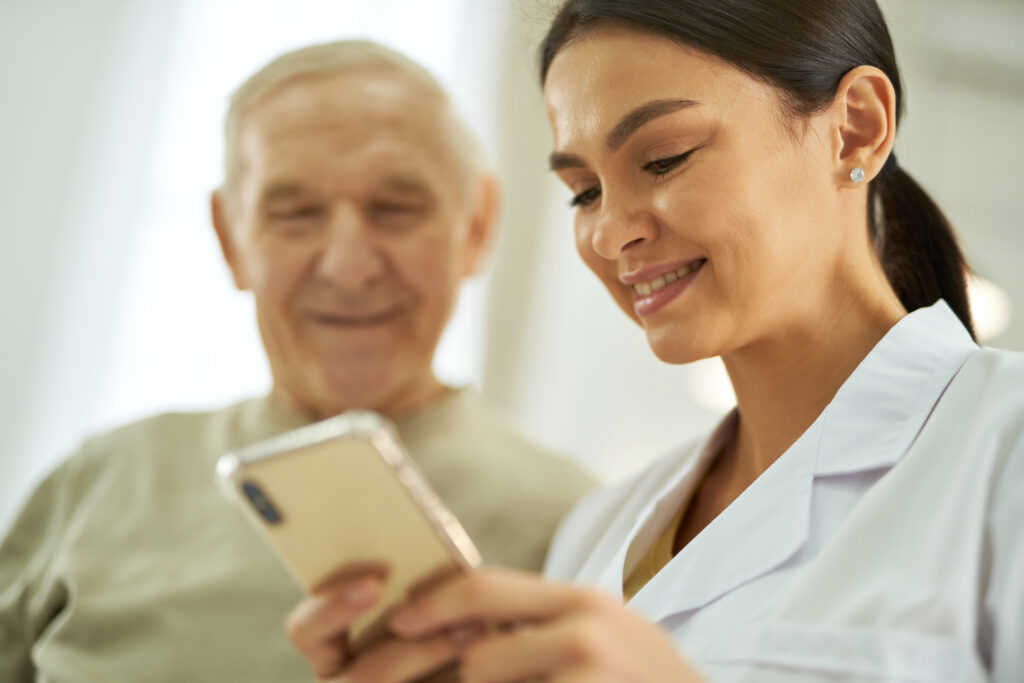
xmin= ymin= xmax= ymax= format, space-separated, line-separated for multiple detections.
xmin=722 ymin=287 xmax=905 ymax=484
xmin=674 ymin=281 xmax=905 ymax=553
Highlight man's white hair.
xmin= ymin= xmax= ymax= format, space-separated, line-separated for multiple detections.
xmin=222 ymin=39 xmax=486 ymax=190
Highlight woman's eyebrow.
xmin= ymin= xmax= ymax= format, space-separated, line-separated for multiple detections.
xmin=549 ymin=151 xmax=586 ymax=171
xmin=606 ymin=99 xmax=699 ymax=151
xmin=548 ymin=98 xmax=700 ymax=171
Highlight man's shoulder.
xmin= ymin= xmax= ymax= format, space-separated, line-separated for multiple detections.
xmin=396 ymin=390 xmax=597 ymax=571
xmin=76 ymin=398 xmax=258 ymax=461
xmin=445 ymin=390 xmax=598 ymax=488
xmin=47 ymin=397 xmax=272 ymax=493
xmin=3 ymin=398 xmax=265 ymax=539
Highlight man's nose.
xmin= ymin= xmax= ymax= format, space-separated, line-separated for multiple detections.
xmin=590 ymin=190 xmax=658 ymax=260
xmin=316 ymin=203 xmax=386 ymax=288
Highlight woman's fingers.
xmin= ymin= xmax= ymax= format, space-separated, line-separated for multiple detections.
xmin=390 ymin=567 xmax=596 ymax=638
xmin=325 ymin=633 xmax=459 ymax=683
xmin=285 ymin=575 xmax=384 ymax=680
xmin=458 ymin=622 xmax=573 ymax=683
xmin=458 ymin=611 xmax=631 ymax=683
xmin=459 ymin=611 xmax=698 ymax=683
xmin=388 ymin=569 xmax=706 ymax=683
xmin=548 ymin=669 xmax=622 ymax=683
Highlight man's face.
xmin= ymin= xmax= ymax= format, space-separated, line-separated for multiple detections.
xmin=215 ymin=70 xmax=490 ymax=418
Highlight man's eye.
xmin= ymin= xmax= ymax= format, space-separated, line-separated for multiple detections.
xmin=569 ymin=187 xmax=601 ymax=208
xmin=642 ymin=149 xmax=696 ymax=178
xmin=369 ymin=200 xmax=427 ymax=230
xmin=269 ymin=206 xmax=324 ymax=221
xmin=372 ymin=201 xmax=420 ymax=214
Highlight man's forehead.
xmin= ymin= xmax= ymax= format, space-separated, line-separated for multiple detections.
xmin=256 ymin=171 xmax=435 ymax=202
xmin=238 ymin=72 xmax=458 ymax=173
xmin=242 ymin=69 xmax=448 ymax=139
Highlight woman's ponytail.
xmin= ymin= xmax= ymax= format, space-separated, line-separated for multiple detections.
xmin=872 ymin=159 xmax=975 ymax=340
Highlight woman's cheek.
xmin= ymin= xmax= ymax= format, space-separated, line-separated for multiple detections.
xmin=573 ymin=216 xmax=593 ymax=259
xmin=575 ymin=217 xmax=646 ymax=324
xmin=600 ymin=268 xmax=639 ymax=323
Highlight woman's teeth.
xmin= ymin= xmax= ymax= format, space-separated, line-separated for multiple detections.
xmin=633 ymin=260 xmax=704 ymax=296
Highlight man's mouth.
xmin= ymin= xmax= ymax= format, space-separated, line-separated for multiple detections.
xmin=307 ymin=309 xmax=402 ymax=327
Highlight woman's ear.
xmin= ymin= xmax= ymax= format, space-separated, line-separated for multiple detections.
xmin=460 ymin=173 xmax=501 ymax=278
xmin=211 ymin=189 xmax=251 ymax=291
xmin=831 ymin=65 xmax=897 ymax=186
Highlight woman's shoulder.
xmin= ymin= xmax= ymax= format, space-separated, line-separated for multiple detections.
xmin=964 ymin=344 xmax=1024 ymax=375
xmin=913 ymin=345 xmax=1024 ymax=518
xmin=950 ymin=346 xmax=1024 ymax=428
xmin=965 ymin=345 xmax=1024 ymax=380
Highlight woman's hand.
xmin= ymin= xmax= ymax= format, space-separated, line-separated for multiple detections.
xmin=285 ymin=567 xmax=461 ymax=682
xmin=389 ymin=567 xmax=706 ymax=683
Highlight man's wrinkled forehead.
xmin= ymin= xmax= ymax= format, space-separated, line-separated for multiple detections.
xmin=236 ymin=70 xmax=459 ymax=172
xmin=256 ymin=69 xmax=442 ymax=125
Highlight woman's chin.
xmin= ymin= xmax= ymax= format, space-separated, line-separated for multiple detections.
xmin=645 ymin=327 xmax=716 ymax=365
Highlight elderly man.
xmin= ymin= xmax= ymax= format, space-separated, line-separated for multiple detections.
xmin=0 ymin=40 xmax=595 ymax=682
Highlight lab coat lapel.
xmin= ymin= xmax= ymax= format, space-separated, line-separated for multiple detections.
xmin=572 ymin=425 xmax=726 ymax=596
xmin=813 ymin=300 xmax=976 ymax=476
xmin=628 ymin=418 xmax=821 ymax=624
xmin=630 ymin=301 xmax=976 ymax=625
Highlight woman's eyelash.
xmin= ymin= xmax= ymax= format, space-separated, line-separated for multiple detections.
xmin=568 ymin=148 xmax=698 ymax=208
xmin=569 ymin=187 xmax=601 ymax=208
xmin=643 ymin=149 xmax=696 ymax=178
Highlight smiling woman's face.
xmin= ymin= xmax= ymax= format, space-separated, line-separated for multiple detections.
xmin=544 ymin=25 xmax=848 ymax=364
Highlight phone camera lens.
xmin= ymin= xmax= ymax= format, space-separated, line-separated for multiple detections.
xmin=241 ymin=481 xmax=283 ymax=525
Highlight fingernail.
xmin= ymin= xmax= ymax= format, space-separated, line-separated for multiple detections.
xmin=390 ymin=608 xmax=418 ymax=634
xmin=343 ymin=578 xmax=378 ymax=606
xmin=448 ymin=623 xmax=484 ymax=647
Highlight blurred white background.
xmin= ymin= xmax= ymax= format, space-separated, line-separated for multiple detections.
xmin=2 ymin=0 xmax=1022 ymax=526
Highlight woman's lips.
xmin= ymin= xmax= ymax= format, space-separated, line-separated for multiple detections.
xmin=631 ymin=259 xmax=707 ymax=317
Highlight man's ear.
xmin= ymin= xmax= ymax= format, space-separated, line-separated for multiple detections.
xmin=460 ymin=173 xmax=501 ymax=278
xmin=831 ymin=65 xmax=897 ymax=185
xmin=211 ymin=189 xmax=250 ymax=291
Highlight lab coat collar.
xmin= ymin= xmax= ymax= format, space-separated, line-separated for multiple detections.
xmin=574 ymin=417 xmax=735 ymax=602
xmin=623 ymin=300 xmax=977 ymax=623
xmin=627 ymin=414 xmax=819 ymax=622
xmin=813 ymin=300 xmax=977 ymax=476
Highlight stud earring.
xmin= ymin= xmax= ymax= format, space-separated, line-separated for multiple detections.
xmin=850 ymin=167 xmax=866 ymax=183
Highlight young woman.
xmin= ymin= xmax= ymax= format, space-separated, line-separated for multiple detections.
xmin=286 ymin=2 xmax=1023 ymax=681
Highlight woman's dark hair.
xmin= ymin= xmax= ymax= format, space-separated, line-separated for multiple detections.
xmin=540 ymin=0 xmax=975 ymax=339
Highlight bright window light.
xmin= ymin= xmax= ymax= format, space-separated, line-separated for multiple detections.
xmin=968 ymin=274 xmax=1013 ymax=342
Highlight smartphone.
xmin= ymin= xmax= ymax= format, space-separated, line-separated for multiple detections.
xmin=215 ymin=410 xmax=482 ymax=650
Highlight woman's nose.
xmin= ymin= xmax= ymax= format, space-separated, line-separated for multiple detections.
xmin=590 ymin=192 xmax=659 ymax=260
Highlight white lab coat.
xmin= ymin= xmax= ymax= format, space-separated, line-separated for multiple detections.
xmin=545 ymin=301 xmax=1024 ymax=682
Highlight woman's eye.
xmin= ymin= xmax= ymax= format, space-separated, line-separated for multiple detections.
xmin=569 ymin=186 xmax=601 ymax=208
xmin=643 ymin=150 xmax=695 ymax=178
